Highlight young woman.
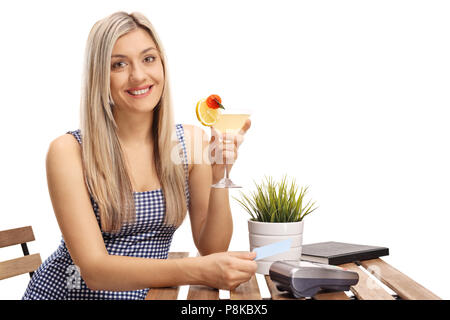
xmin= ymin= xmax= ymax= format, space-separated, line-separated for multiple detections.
xmin=23 ymin=11 xmax=256 ymax=300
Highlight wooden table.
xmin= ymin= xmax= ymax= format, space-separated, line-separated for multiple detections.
xmin=145 ymin=252 xmax=441 ymax=300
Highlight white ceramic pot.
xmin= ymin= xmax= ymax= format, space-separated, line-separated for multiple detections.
xmin=248 ymin=220 xmax=304 ymax=275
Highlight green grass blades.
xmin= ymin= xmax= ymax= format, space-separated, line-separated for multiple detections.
xmin=233 ymin=175 xmax=318 ymax=223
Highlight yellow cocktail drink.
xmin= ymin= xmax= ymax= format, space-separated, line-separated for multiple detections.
xmin=195 ymin=94 xmax=251 ymax=188
xmin=213 ymin=114 xmax=250 ymax=133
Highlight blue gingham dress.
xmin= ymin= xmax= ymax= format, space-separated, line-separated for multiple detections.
xmin=22 ymin=124 xmax=190 ymax=300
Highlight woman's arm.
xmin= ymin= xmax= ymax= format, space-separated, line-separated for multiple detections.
xmin=85 ymin=251 xmax=256 ymax=291
xmin=189 ymin=168 xmax=233 ymax=255
xmin=185 ymin=121 xmax=251 ymax=255
xmin=47 ymin=134 xmax=255 ymax=291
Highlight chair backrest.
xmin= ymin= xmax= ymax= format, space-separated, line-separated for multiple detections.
xmin=0 ymin=226 xmax=42 ymax=280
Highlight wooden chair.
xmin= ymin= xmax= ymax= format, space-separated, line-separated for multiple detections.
xmin=0 ymin=226 xmax=42 ymax=280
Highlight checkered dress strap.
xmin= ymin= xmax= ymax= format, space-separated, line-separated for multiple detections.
xmin=174 ymin=124 xmax=191 ymax=208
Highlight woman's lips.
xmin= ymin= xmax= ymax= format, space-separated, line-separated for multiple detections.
xmin=125 ymin=85 xmax=153 ymax=98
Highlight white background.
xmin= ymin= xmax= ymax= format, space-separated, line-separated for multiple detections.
xmin=1 ymin=0 xmax=449 ymax=299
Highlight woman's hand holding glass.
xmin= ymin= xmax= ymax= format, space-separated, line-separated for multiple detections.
xmin=208 ymin=119 xmax=251 ymax=187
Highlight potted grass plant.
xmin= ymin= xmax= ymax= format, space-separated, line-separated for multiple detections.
xmin=234 ymin=175 xmax=318 ymax=274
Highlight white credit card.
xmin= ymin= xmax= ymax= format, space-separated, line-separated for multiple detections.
xmin=252 ymin=239 xmax=292 ymax=261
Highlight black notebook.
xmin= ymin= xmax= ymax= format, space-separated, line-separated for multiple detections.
xmin=300 ymin=241 xmax=389 ymax=265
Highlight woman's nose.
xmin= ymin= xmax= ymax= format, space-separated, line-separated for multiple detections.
xmin=129 ymin=64 xmax=146 ymax=83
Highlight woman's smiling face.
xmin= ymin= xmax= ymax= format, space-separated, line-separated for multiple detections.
xmin=110 ymin=27 xmax=164 ymax=113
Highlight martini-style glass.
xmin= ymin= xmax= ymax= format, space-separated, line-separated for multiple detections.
xmin=211 ymin=110 xmax=251 ymax=188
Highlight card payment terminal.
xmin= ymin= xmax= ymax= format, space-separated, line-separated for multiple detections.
xmin=269 ymin=260 xmax=359 ymax=298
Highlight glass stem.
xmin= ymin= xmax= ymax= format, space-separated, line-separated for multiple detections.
xmin=225 ymin=165 xmax=230 ymax=180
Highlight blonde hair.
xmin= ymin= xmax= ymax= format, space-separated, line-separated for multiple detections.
xmin=80 ymin=11 xmax=187 ymax=232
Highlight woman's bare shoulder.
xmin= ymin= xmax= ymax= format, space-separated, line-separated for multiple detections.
xmin=180 ymin=124 xmax=208 ymax=172
xmin=181 ymin=123 xmax=208 ymax=139
xmin=47 ymin=133 xmax=82 ymax=166
xmin=180 ymin=123 xmax=194 ymax=133
xmin=50 ymin=132 xmax=80 ymax=147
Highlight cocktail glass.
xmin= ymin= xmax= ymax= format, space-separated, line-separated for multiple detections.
xmin=211 ymin=109 xmax=251 ymax=188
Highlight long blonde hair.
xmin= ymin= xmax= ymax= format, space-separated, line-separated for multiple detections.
xmin=80 ymin=11 xmax=187 ymax=232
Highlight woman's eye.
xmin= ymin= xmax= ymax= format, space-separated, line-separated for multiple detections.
xmin=112 ymin=61 xmax=126 ymax=69
xmin=144 ymin=56 xmax=156 ymax=63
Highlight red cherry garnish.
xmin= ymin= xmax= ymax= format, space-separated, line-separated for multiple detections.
xmin=206 ymin=94 xmax=225 ymax=109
